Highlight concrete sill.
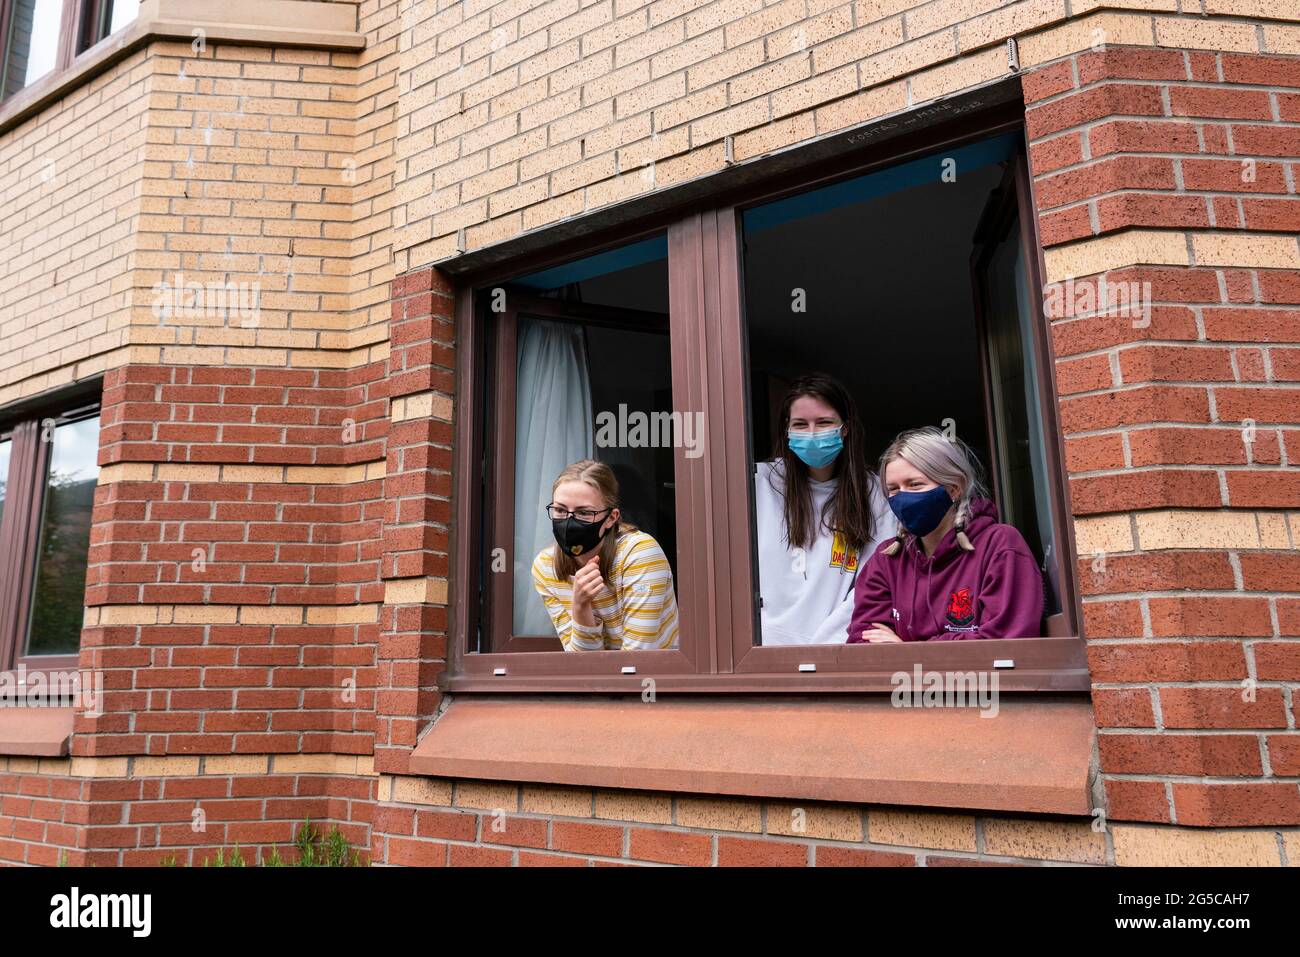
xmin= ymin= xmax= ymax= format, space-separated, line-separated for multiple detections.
xmin=0 ymin=707 xmax=75 ymax=757
xmin=410 ymin=695 xmax=1097 ymax=816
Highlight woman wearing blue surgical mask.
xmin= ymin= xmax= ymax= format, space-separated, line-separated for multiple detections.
xmin=753 ymin=374 xmax=896 ymax=644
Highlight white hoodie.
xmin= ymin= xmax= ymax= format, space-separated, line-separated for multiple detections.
xmin=754 ymin=460 xmax=897 ymax=645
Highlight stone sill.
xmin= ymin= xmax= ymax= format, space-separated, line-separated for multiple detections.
xmin=0 ymin=707 xmax=74 ymax=757
xmin=410 ymin=695 xmax=1097 ymax=817
xmin=0 ymin=0 xmax=364 ymax=135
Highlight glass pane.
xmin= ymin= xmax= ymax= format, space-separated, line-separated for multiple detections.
xmin=25 ymin=415 xmax=100 ymax=657
xmin=0 ymin=437 xmax=11 ymax=528
xmin=108 ymin=0 xmax=140 ymax=34
xmin=981 ymin=217 xmax=1060 ymax=616
xmin=2 ymin=0 xmax=63 ymax=98
xmin=739 ymin=132 xmax=1051 ymax=644
xmin=480 ymin=236 xmax=681 ymax=653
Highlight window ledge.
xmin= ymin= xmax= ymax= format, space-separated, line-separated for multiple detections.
xmin=409 ymin=696 xmax=1096 ymax=816
xmin=0 ymin=0 xmax=364 ymax=135
xmin=0 ymin=707 xmax=74 ymax=757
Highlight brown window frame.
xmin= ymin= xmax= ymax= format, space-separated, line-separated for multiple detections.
xmin=443 ymin=105 xmax=1089 ymax=695
xmin=484 ymin=293 xmax=675 ymax=656
xmin=0 ymin=381 xmax=102 ymax=684
xmin=0 ymin=0 xmax=131 ymax=105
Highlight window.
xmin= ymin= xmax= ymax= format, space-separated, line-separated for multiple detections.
xmin=0 ymin=393 xmax=101 ymax=674
xmin=0 ymin=0 xmax=140 ymax=103
xmin=78 ymin=0 xmax=136 ymax=50
xmin=447 ymin=112 xmax=1087 ymax=693
xmin=740 ymin=131 xmax=1071 ymax=645
xmin=1 ymin=0 xmax=65 ymax=98
xmin=467 ymin=235 xmax=691 ymax=666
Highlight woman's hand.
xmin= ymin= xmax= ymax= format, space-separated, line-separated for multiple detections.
xmin=571 ymin=554 xmax=605 ymax=626
xmin=860 ymin=622 xmax=902 ymax=643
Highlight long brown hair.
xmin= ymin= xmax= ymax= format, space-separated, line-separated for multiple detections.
xmin=769 ymin=373 xmax=876 ymax=553
xmin=550 ymin=460 xmax=636 ymax=588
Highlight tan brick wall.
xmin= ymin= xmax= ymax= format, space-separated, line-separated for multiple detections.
xmin=372 ymin=775 xmax=1299 ymax=865
xmin=0 ymin=49 xmax=151 ymax=402
xmin=0 ymin=0 xmax=401 ymax=405
xmin=391 ymin=0 xmax=1300 ymax=272
xmin=6 ymin=1 xmax=1299 ymax=400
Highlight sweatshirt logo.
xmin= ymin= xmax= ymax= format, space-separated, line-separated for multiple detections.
xmin=829 ymin=530 xmax=859 ymax=571
xmin=946 ymin=587 xmax=975 ymax=627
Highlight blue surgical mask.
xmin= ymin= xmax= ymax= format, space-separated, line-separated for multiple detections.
xmin=887 ymin=485 xmax=953 ymax=536
xmin=787 ymin=427 xmax=843 ymax=469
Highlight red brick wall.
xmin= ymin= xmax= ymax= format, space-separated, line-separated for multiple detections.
xmin=0 ymin=766 xmax=89 ymax=866
xmin=21 ymin=360 xmax=392 ymax=863
xmin=373 ymin=269 xmax=457 ymax=775
xmin=83 ymin=363 xmax=388 ymax=758
xmin=1025 ymin=46 xmax=1300 ymax=828
xmin=77 ymin=768 xmax=373 ymax=867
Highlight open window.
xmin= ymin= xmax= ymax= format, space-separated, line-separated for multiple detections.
xmin=445 ymin=114 xmax=1088 ymax=693
xmin=454 ymin=233 xmax=710 ymax=679
xmin=740 ymin=132 xmax=1074 ymax=644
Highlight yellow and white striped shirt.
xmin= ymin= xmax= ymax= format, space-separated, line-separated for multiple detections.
xmin=531 ymin=529 xmax=681 ymax=652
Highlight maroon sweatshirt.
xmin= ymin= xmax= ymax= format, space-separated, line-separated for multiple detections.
xmin=847 ymin=498 xmax=1045 ymax=642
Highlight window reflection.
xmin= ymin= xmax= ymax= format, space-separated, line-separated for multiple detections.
xmin=26 ymin=415 xmax=100 ymax=657
xmin=108 ymin=0 xmax=140 ymax=35
xmin=2 ymin=0 xmax=63 ymax=98
xmin=0 ymin=437 xmax=10 ymax=528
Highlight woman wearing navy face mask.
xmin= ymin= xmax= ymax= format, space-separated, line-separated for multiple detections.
xmin=848 ymin=427 xmax=1044 ymax=643
xmin=753 ymin=374 xmax=896 ymax=644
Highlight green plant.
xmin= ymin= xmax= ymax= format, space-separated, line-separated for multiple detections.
xmin=166 ymin=818 xmax=367 ymax=867
xmin=203 ymin=845 xmax=247 ymax=867
xmin=288 ymin=818 xmax=366 ymax=867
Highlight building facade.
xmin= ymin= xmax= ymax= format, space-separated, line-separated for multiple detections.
xmin=0 ymin=0 xmax=1298 ymax=866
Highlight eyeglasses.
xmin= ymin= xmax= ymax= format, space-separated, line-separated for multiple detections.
xmin=545 ymin=504 xmax=611 ymax=522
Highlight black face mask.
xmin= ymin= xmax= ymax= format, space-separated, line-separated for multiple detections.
xmin=552 ymin=515 xmax=611 ymax=557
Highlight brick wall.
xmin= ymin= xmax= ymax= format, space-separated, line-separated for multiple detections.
xmin=1025 ymin=45 xmax=1300 ymax=829
xmin=372 ymin=267 xmax=456 ymax=775
xmin=0 ymin=49 xmax=149 ymax=403
xmin=0 ymin=755 xmax=374 ymax=866
xmin=4 ymin=0 xmax=1300 ymax=867
xmin=1 ymin=0 xmax=405 ymax=865
xmin=392 ymin=0 xmax=1300 ymax=270
xmin=0 ymin=0 xmax=398 ymax=407
xmin=368 ymin=777 xmax=1298 ymax=866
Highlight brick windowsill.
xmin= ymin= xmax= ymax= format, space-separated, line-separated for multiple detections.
xmin=409 ymin=696 xmax=1097 ymax=816
xmin=0 ymin=707 xmax=74 ymax=757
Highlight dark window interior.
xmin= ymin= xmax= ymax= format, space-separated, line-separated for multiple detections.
xmin=740 ymin=132 xmax=1062 ymax=618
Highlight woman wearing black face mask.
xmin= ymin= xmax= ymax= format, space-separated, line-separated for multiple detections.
xmin=531 ymin=459 xmax=680 ymax=651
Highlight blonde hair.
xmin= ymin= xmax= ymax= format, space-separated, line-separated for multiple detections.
xmin=550 ymin=460 xmax=637 ymax=586
xmin=878 ymin=427 xmax=989 ymax=555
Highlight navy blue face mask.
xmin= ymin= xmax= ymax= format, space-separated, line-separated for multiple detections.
xmin=887 ymin=485 xmax=954 ymax=537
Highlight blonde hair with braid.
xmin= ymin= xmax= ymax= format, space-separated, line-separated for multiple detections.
xmin=878 ymin=427 xmax=989 ymax=556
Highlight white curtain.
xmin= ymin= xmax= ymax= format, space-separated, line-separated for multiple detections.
xmin=513 ymin=318 xmax=593 ymax=634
